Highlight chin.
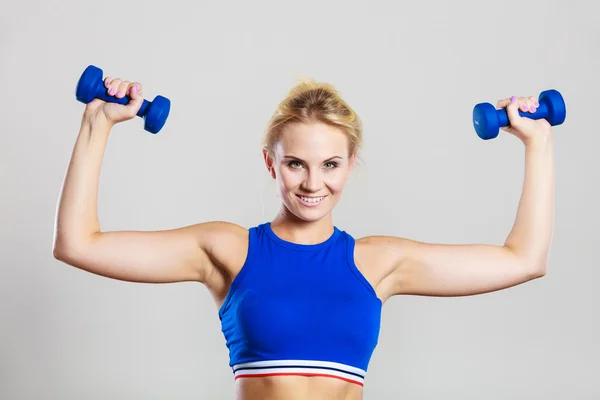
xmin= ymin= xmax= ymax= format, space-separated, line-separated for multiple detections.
xmin=296 ymin=210 xmax=331 ymax=223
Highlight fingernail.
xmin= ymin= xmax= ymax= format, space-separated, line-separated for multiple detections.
xmin=108 ymin=88 xmax=115 ymax=95
xmin=511 ymin=96 xmax=517 ymax=103
xmin=521 ymin=105 xmax=528 ymax=111
xmin=117 ymin=91 xmax=123 ymax=97
xmin=133 ymin=85 xmax=139 ymax=92
xmin=529 ymin=105 xmax=535 ymax=112
xmin=534 ymin=101 xmax=539 ymax=107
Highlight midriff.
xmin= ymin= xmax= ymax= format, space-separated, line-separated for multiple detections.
xmin=234 ymin=375 xmax=364 ymax=400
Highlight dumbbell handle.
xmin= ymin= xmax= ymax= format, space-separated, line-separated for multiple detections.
xmin=495 ymin=102 xmax=551 ymax=127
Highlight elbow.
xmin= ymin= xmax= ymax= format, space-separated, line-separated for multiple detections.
xmin=505 ymin=246 xmax=548 ymax=280
xmin=52 ymin=237 xmax=83 ymax=264
xmin=531 ymin=266 xmax=547 ymax=279
xmin=527 ymin=259 xmax=548 ymax=280
xmin=53 ymin=243 xmax=87 ymax=268
xmin=53 ymin=227 xmax=72 ymax=262
xmin=53 ymin=242 xmax=72 ymax=263
xmin=52 ymin=235 xmax=65 ymax=260
xmin=52 ymin=231 xmax=97 ymax=263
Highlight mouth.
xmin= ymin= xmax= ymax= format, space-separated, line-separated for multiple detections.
xmin=296 ymin=194 xmax=328 ymax=207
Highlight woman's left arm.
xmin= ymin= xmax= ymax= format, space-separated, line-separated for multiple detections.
xmin=382 ymin=95 xmax=555 ymax=297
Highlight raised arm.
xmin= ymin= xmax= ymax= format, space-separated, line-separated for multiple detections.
xmin=374 ymin=95 xmax=554 ymax=298
xmin=52 ymin=77 xmax=247 ymax=289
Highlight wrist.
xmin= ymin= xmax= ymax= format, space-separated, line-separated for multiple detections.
xmin=524 ymin=131 xmax=553 ymax=152
xmin=81 ymin=112 xmax=113 ymax=135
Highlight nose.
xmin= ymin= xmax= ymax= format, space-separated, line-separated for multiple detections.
xmin=301 ymin=169 xmax=322 ymax=192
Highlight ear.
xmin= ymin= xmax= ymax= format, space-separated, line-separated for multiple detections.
xmin=262 ymin=146 xmax=276 ymax=179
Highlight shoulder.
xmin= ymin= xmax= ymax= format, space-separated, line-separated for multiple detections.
xmin=353 ymin=235 xmax=408 ymax=265
xmin=195 ymin=221 xmax=250 ymax=265
xmin=189 ymin=221 xmax=255 ymax=303
xmin=195 ymin=220 xmax=249 ymax=242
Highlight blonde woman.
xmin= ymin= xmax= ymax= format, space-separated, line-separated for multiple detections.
xmin=53 ymin=74 xmax=553 ymax=400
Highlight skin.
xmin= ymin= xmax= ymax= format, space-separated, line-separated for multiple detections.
xmin=53 ymin=77 xmax=553 ymax=400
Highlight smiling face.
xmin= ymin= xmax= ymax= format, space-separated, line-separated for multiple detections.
xmin=263 ymin=121 xmax=356 ymax=223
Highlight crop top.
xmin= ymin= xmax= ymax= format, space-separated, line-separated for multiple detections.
xmin=218 ymin=222 xmax=382 ymax=386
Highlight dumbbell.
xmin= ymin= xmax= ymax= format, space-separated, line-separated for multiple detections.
xmin=75 ymin=65 xmax=171 ymax=134
xmin=472 ymin=89 xmax=566 ymax=140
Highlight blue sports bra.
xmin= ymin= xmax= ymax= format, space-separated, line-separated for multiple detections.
xmin=218 ymin=222 xmax=382 ymax=386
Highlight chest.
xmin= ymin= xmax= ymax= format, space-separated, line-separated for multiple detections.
xmin=229 ymin=267 xmax=382 ymax=355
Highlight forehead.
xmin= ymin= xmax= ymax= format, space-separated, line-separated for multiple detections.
xmin=275 ymin=122 xmax=348 ymax=159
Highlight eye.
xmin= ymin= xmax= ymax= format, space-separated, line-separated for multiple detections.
xmin=288 ymin=160 xmax=303 ymax=169
xmin=324 ymin=161 xmax=338 ymax=169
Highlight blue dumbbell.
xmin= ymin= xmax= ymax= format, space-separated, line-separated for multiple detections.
xmin=75 ymin=65 xmax=171 ymax=134
xmin=472 ymin=89 xmax=566 ymax=140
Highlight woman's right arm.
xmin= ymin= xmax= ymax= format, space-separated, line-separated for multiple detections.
xmin=53 ymin=78 xmax=246 ymax=286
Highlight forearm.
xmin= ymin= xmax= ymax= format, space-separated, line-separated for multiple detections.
xmin=53 ymin=117 xmax=112 ymax=253
xmin=504 ymin=134 xmax=554 ymax=272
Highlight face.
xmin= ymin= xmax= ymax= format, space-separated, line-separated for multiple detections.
xmin=263 ymin=122 xmax=356 ymax=223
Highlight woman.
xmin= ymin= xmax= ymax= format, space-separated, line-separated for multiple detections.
xmin=53 ymin=74 xmax=553 ymax=400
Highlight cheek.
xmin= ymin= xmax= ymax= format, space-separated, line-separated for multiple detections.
xmin=277 ymin=169 xmax=301 ymax=191
xmin=325 ymin=171 xmax=349 ymax=193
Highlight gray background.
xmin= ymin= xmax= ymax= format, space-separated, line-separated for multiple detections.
xmin=1 ymin=0 xmax=598 ymax=398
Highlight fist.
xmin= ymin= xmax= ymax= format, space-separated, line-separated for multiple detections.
xmin=497 ymin=95 xmax=552 ymax=145
xmin=84 ymin=77 xmax=145 ymax=128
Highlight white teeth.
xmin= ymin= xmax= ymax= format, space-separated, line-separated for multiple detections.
xmin=300 ymin=196 xmax=325 ymax=203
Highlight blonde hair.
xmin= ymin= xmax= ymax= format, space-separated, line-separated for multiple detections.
xmin=263 ymin=76 xmax=363 ymax=157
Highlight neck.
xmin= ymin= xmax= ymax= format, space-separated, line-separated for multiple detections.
xmin=270 ymin=207 xmax=335 ymax=245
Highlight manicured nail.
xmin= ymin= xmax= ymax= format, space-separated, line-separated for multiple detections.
xmin=117 ymin=91 xmax=123 ymax=97
xmin=529 ymin=105 xmax=535 ymax=112
xmin=534 ymin=101 xmax=539 ymax=107
xmin=511 ymin=96 xmax=517 ymax=103
xmin=133 ymin=85 xmax=139 ymax=92
xmin=108 ymin=88 xmax=115 ymax=95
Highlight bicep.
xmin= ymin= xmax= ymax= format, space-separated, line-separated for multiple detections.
xmin=386 ymin=239 xmax=543 ymax=297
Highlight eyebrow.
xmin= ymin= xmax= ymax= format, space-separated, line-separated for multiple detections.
xmin=282 ymin=155 xmax=344 ymax=162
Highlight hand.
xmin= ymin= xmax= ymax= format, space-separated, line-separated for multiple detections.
xmin=497 ymin=95 xmax=552 ymax=146
xmin=83 ymin=77 xmax=144 ymax=129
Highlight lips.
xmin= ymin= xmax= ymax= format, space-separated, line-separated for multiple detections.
xmin=296 ymin=194 xmax=327 ymax=206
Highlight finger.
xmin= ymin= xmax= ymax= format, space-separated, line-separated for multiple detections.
xmin=514 ymin=96 xmax=531 ymax=113
xmin=519 ymin=96 xmax=536 ymax=114
xmin=519 ymin=101 xmax=530 ymax=113
xmin=527 ymin=96 xmax=538 ymax=113
xmin=496 ymin=98 xmax=513 ymax=109
xmin=126 ymin=82 xmax=143 ymax=97
xmin=115 ymin=80 xmax=131 ymax=99
xmin=107 ymin=78 xmax=122 ymax=96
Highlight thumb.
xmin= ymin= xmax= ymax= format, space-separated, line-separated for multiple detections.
xmin=505 ymin=96 xmax=524 ymax=129
xmin=126 ymin=83 xmax=144 ymax=114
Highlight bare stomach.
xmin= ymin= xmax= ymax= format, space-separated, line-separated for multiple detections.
xmin=234 ymin=376 xmax=364 ymax=400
